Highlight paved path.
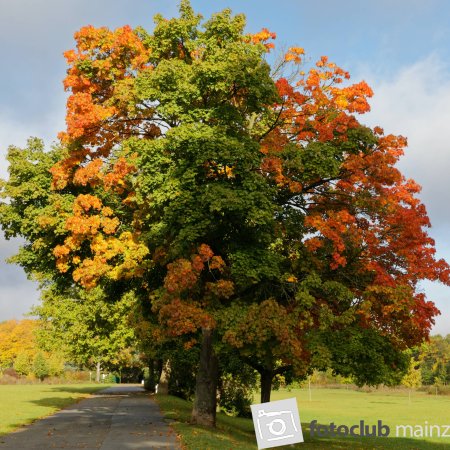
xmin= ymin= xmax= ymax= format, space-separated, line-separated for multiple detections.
xmin=0 ymin=385 xmax=181 ymax=449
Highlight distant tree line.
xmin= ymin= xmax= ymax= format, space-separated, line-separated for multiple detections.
xmin=0 ymin=318 xmax=144 ymax=383
xmin=416 ymin=335 xmax=450 ymax=386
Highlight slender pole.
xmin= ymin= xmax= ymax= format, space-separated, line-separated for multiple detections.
xmin=308 ymin=376 xmax=312 ymax=402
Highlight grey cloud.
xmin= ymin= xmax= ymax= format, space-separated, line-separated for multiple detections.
xmin=0 ymin=0 xmax=176 ymax=124
xmin=0 ymin=234 xmax=40 ymax=321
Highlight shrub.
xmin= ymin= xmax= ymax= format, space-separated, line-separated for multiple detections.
xmin=219 ymin=373 xmax=253 ymax=418
xmin=14 ymin=352 xmax=33 ymax=375
xmin=33 ymin=352 xmax=50 ymax=381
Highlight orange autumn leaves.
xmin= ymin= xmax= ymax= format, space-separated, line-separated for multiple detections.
xmin=284 ymin=46 xmax=305 ymax=64
xmin=53 ymin=193 xmax=147 ymax=288
xmin=59 ymin=25 xmax=151 ymax=153
xmin=51 ymin=24 xmax=155 ymax=191
xmin=249 ymin=27 xmax=276 ymax=51
xmin=259 ymin=50 xmax=446 ymax=279
xmin=259 ymin=53 xmax=373 ymax=192
xmin=272 ymin=56 xmax=373 ymax=144
xmin=0 ymin=320 xmax=38 ymax=368
xmin=48 ymin=25 xmax=157 ymax=289
xmin=157 ymin=245 xmax=234 ymax=339
xmin=256 ymin=44 xmax=446 ymax=343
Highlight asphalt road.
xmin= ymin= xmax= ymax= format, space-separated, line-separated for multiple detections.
xmin=0 ymin=385 xmax=180 ymax=449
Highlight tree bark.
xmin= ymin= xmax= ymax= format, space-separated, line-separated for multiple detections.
xmin=158 ymin=359 xmax=170 ymax=395
xmin=191 ymin=328 xmax=218 ymax=427
xmin=146 ymin=359 xmax=156 ymax=392
xmin=260 ymin=369 xmax=273 ymax=403
xmin=95 ymin=361 xmax=101 ymax=383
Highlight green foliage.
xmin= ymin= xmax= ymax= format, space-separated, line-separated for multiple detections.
xmin=46 ymin=352 xmax=65 ymax=377
xmin=104 ymin=373 xmax=119 ymax=383
xmin=14 ymin=352 xmax=33 ymax=376
xmin=217 ymin=351 xmax=258 ymax=417
xmin=32 ymin=352 xmax=49 ymax=381
xmin=417 ymin=334 xmax=450 ymax=385
xmin=33 ymin=286 xmax=141 ymax=372
xmin=0 ymin=139 xmax=68 ymax=281
xmin=166 ymin=347 xmax=199 ymax=401
xmin=218 ymin=373 xmax=254 ymax=418
xmin=319 ymin=327 xmax=410 ymax=386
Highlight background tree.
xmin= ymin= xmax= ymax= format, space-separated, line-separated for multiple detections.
xmin=34 ymin=286 xmax=141 ymax=377
xmin=401 ymin=356 xmax=422 ymax=403
xmin=0 ymin=319 xmax=38 ymax=369
xmin=418 ymin=335 xmax=450 ymax=385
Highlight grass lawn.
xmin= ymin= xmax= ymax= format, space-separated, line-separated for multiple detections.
xmin=156 ymin=388 xmax=450 ymax=449
xmin=0 ymin=383 xmax=110 ymax=436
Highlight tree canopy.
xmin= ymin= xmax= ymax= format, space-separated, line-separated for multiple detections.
xmin=1 ymin=0 xmax=448 ymax=426
xmin=33 ymin=286 xmax=140 ymax=372
xmin=0 ymin=319 xmax=37 ymax=368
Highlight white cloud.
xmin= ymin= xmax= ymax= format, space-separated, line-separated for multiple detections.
xmin=0 ymin=284 xmax=40 ymax=321
xmin=362 ymin=55 xmax=450 ymax=232
xmin=360 ymin=55 xmax=450 ymax=335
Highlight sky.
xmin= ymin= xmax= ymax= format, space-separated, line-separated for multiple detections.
xmin=0 ymin=0 xmax=449 ymax=335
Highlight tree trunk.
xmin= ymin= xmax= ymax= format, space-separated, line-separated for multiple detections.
xmin=158 ymin=359 xmax=170 ymax=395
xmin=260 ymin=369 xmax=273 ymax=403
xmin=95 ymin=361 xmax=101 ymax=383
xmin=147 ymin=360 xmax=156 ymax=392
xmin=191 ymin=328 xmax=218 ymax=427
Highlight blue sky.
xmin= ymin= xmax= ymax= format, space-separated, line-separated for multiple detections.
xmin=1 ymin=0 xmax=449 ymax=335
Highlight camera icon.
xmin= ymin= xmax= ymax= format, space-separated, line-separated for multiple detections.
xmin=257 ymin=408 xmax=297 ymax=441
xmin=251 ymin=398 xmax=304 ymax=449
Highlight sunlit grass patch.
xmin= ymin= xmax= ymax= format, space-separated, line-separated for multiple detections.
xmin=0 ymin=383 xmax=109 ymax=436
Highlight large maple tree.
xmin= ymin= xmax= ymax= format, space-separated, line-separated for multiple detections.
xmin=1 ymin=0 xmax=448 ymax=426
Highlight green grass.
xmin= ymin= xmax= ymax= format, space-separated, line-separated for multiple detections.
xmin=0 ymin=383 xmax=111 ymax=436
xmin=156 ymin=394 xmax=257 ymax=449
xmin=156 ymin=388 xmax=450 ymax=449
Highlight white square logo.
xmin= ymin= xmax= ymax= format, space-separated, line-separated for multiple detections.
xmin=251 ymin=398 xmax=304 ymax=449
